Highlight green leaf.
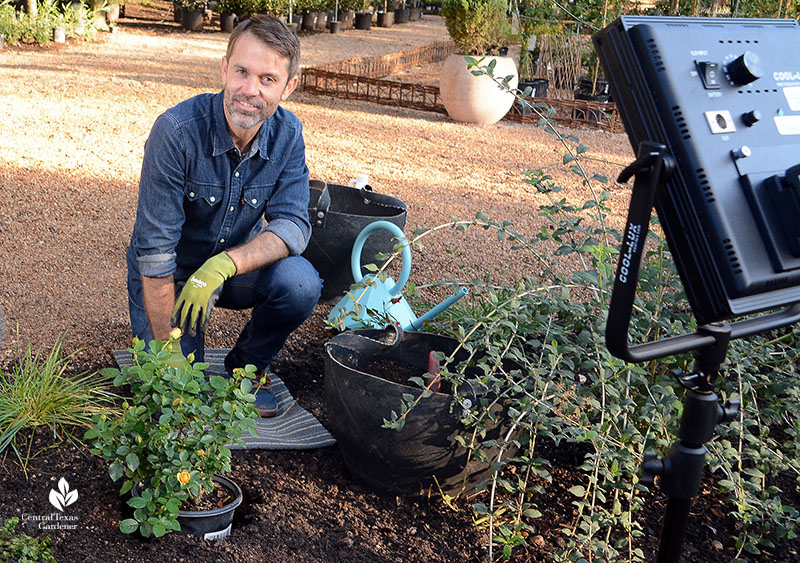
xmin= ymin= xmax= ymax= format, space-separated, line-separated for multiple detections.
xmin=109 ymin=461 xmax=124 ymax=482
xmin=125 ymin=452 xmax=139 ymax=472
xmin=568 ymin=485 xmax=586 ymax=497
xmin=120 ymin=519 xmax=139 ymax=534
xmin=127 ymin=496 xmax=147 ymax=509
xmin=152 ymin=522 xmax=167 ymax=537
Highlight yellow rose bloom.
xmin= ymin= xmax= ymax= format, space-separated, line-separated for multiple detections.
xmin=197 ymin=450 xmax=205 ymax=457
xmin=169 ymin=327 xmax=183 ymax=340
xmin=177 ymin=471 xmax=191 ymax=485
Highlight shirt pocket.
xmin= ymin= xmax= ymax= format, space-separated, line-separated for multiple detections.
xmin=242 ymin=184 xmax=274 ymax=213
xmin=185 ymin=180 xmax=225 ymax=207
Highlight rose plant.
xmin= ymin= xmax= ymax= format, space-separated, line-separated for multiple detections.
xmin=85 ymin=329 xmax=262 ymax=538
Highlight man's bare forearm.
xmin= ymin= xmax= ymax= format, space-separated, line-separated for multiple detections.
xmin=141 ymin=274 xmax=175 ymax=340
xmin=226 ymin=230 xmax=289 ymax=275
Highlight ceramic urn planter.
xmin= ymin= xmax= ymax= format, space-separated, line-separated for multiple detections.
xmin=439 ymin=54 xmax=518 ymax=125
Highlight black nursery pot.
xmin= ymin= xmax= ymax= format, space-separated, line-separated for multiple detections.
xmin=177 ymin=475 xmax=242 ymax=539
xmin=324 ymin=328 xmax=514 ymax=496
xmin=131 ymin=475 xmax=242 ymax=540
xmin=354 ymin=12 xmax=372 ymax=29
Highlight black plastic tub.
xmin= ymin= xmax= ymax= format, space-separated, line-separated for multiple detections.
xmin=324 ymin=328 xmax=515 ymax=495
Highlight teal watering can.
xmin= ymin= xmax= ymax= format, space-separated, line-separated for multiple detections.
xmin=328 ymin=220 xmax=468 ymax=331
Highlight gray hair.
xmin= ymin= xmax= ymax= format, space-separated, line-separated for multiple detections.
xmin=226 ymin=15 xmax=300 ymax=80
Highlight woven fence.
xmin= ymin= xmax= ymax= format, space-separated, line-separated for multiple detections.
xmin=300 ymin=42 xmax=624 ymax=132
xmin=310 ymin=41 xmax=457 ymax=79
xmin=302 ymin=69 xmax=447 ymax=114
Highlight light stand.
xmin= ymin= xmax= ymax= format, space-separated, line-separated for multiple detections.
xmin=607 ymin=141 xmax=800 ymax=562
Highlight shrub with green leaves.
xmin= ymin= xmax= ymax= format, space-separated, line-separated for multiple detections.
xmin=0 ymin=335 xmax=117 ymax=472
xmin=85 ymin=333 xmax=262 ymax=538
xmin=0 ymin=517 xmax=56 ymax=563
xmin=353 ymin=59 xmax=800 ymax=562
xmin=441 ymin=0 xmax=510 ymax=55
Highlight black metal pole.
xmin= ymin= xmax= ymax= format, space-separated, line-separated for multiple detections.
xmin=642 ymin=324 xmax=739 ymax=563
xmin=658 ymin=497 xmax=691 ymax=563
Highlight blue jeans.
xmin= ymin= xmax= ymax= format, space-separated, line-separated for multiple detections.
xmin=128 ymin=256 xmax=322 ymax=372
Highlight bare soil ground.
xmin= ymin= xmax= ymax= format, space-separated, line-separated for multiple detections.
xmin=1 ymin=3 xmax=794 ymax=562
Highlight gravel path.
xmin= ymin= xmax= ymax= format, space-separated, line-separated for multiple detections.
xmin=0 ymin=5 xmax=634 ymax=366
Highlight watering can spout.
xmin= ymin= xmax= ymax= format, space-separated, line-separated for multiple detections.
xmin=403 ymin=287 xmax=468 ymax=331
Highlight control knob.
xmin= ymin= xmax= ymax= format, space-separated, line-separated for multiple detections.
xmin=726 ymin=51 xmax=763 ymax=86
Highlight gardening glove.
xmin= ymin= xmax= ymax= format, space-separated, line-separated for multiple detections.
xmin=171 ymin=252 xmax=237 ymax=337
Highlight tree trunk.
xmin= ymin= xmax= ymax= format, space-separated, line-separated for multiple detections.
xmin=25 ymin=0 xmax=37 ymax=18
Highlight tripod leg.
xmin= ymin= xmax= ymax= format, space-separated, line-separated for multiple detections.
xmin=658 ymin=497 xmax=691 ymax=563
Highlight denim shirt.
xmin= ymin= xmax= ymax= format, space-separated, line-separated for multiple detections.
xmin=127 ymin=91 xmax=311 ymax=282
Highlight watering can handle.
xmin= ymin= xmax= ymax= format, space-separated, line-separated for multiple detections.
xmin=350 ymin=220 xmax=411 ymax=297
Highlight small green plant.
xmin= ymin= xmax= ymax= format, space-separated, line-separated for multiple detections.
xmin=0 ymin=517 xmax=56 ymax=563
xmin=85 ymin=330 xmax=262 ymax=538
xmin=0 ymin=335 xmax=118 ymax=473
xmin=441 ymin=0 xmax=510 ymax=55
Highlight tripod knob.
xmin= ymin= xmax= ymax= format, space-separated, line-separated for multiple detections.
xmin=720 ymin=399 xmax=740 ymax=423
xmin=641 ymin=451 xmax=664 ymax=485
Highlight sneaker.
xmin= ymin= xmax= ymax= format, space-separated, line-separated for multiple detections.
xmin=252 ymin=383 xmax=278 ymax=418
xmin=224 ymin=355 xmax=278 ymax=418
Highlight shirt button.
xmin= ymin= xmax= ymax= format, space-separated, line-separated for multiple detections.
xmin=251 ymin=198 xmax=257 ymax=204
xmin=209 ymin=196 xmax=216 ymax=202
xmin=230 ymin=206 xmax=234 ymax=211
xmin=189 ymin=191 xmax=195 ymax=197
xmin=234 ymin=172 xmax=240 ymax=177
xmin=220 ymin=238 xmax=225 ymax=243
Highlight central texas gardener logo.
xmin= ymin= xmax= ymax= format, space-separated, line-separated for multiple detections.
xmin=49 ymin=478 xmax=78 ymax=512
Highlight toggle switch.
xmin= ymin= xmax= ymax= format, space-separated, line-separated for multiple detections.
xmin=696 ymin=61 xmax=721 ymax=90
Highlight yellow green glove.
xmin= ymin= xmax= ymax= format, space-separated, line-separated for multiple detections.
xmin=171 ymin=253 xmax=237 ymax=337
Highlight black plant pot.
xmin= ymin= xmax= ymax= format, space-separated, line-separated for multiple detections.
xmin=354 ymin=12 xmax=372 ymax=29
xmin=176 ymin=475 xmax=242 ymax=539
xmin=408 ymin=6 xmax=420 ymax=20
xmin=315 ymin=10 xmax=328 ymax=30
xmin=577 ymin=77 xmax=609 ymax=96
xmin=393 ymin=7 xmax=409 ymax=23
xmin=301 ymin=11 xmax=317 ymax=31
xmin=220 ymin=11 xmax=236 ymax=32
xmin=131 ymin=475 xmax=243 ymax=540
xmin=376 ymin=11 xmax=393 ymax=27
xmin=180 ymin=6 xmax=204 ymax=31
xmin=574 ymin=89 xmax=610 ymax=123
xmin=324 ymin=327 xmax=516 ymax=495
xmin=329 ymin=20 xmax=341 ymax=33
xmin=341 ymin=9 xmax=355 ymax=28
xmin=302 ymin=180 xmax=407 ymax=302
xmin=517 ymin=78 xmax=548 ymax=98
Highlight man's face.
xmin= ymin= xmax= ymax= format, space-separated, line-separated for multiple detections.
xmin=220 ymin=31 xmax=298 ymax=135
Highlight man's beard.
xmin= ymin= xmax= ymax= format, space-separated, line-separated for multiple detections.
xmin=225 ymin=92 xmax=277 ymax=129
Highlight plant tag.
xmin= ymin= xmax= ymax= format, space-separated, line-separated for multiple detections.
xmin=203 ymin=523 xmax=232 ymax=541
